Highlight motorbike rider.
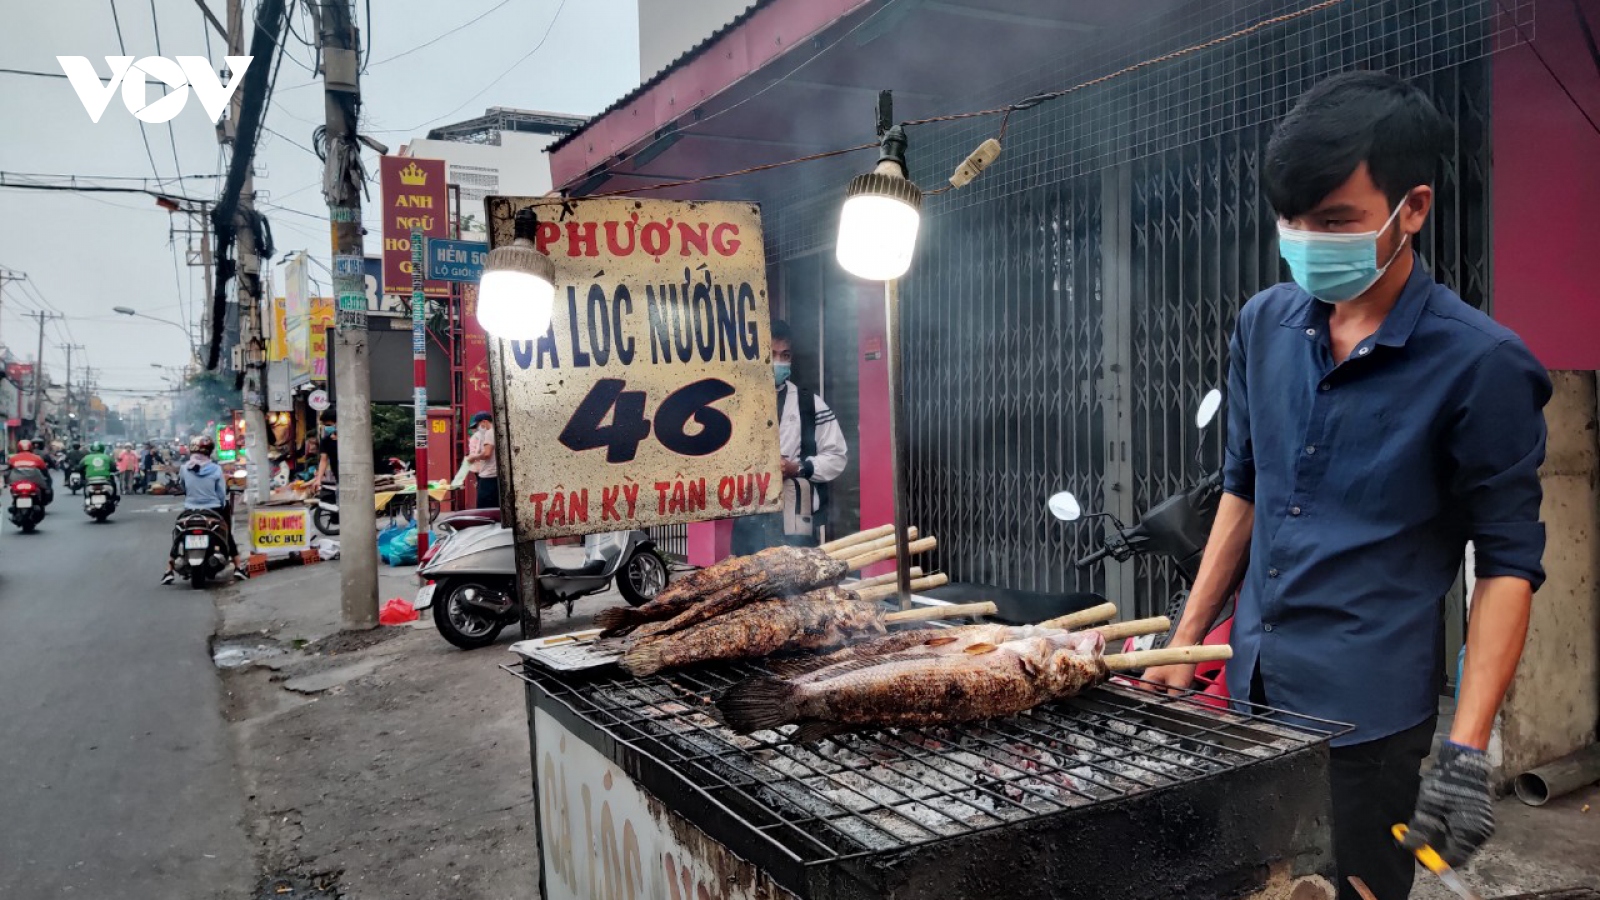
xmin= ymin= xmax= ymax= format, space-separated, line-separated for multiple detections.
xmin=65 ymin=442 xmax=87 ymax=476
xmin=81 ymin=441 xmax=117 ymax=495
xmin=6 ymin=439 xmax=54 ymax=503
xmin=160 ymin=435 xmax=248 ymax=584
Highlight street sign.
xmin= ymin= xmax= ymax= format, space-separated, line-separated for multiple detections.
xmin=308 ymin=389 xmax=330 ymax=411
xmin=426 ymin=238 xmax=488 ymax=283
xmin=379 ymin=156 xmax=448 ymax=297
xmin=489 ymin=196 xmax=782 ymax=540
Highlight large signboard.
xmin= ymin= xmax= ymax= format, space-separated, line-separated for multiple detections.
xmin=284 ymin=253 xmax=312 ymax=387
xmin=309 ymin=296 xmax=334 ymax=383
xmin=488 ymin=196 xmax=781 ymax=539
xmin=379 ymin=156 xmax=448 ymax=298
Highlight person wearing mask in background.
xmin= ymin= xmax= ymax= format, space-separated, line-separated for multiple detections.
xmin=1140 ymin=72 xmax=1549 ymax=900
xmin=161 ymin=434 xmax=247 ymax=584
xmin=465 ymin=411 xmax=499 ymax=510
xmin=730 ymin=319 xmax=849 ymax=555
xmin=312 ymin=409 xmax=338 ymax=491
xmin=116 ymin=444 xmax=139 ymax=495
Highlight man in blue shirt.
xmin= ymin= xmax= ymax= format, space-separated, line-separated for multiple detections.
xmin=1145 ymin=72 xmax=1550 ymax=900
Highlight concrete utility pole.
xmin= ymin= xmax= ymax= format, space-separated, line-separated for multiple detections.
xmin=61 ymin=342 xmax=84 ymax=439
xmin=316 ymin=0 xmax=379 ymax=629
xmin=25 ymin=311 xmax=61 ymax=438
xmin=225 ymin=0 xmax=271 ymax=506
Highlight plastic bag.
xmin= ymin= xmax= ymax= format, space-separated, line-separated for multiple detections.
xmin=379 ymin=598 xmax=419 ymax=625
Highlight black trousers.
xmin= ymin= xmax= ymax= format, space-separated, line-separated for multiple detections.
xmin=1252 ymin=669 xmax=1432 ymax=900
xmin=1329 ymin=716 xmax=1435 ymax=900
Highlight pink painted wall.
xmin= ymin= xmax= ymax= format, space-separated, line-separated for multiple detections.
xmin=1491 ymin=0 xmax=1600 ymax=371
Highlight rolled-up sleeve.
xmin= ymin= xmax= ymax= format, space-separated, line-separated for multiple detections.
xmin=1222 ymin=318 xmax=1256 ymax=502
xmin=1448 ymin=339 xmax=1552 ymax=590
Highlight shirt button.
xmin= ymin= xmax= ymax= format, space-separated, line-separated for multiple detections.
xmin=1305 ymin=328 xmax=1316 ymax=337
xmin=1290 ymin=506 xmax=1302 ymax=516
xmin=1319 ymin=383 xmax=1331 ymax=392
xmin=1304 ymin=445 xmax=1316 ymax=455
xmin=1268 ymin=568 xmax=1280 ymax=578
xmin=1264 ymin=623 xmax=1274 ymax=632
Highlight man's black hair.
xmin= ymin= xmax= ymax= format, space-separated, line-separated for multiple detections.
xmin=320 ymin=408 xmax=337 ymax=424
xmin=1263 ymin=71 xmax=1450 ymax=219
xmin=770 ymin=319 xmax=792 ymax=344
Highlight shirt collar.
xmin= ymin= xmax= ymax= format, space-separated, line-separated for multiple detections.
xmin=1277 ymin=252 xmax=1431 ymax=347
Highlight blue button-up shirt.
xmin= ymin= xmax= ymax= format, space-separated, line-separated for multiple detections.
xmin=1224 ymin=259 xmax=1550 ymax=746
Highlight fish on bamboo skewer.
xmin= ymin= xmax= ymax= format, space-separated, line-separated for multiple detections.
xmin=628 ymin=536 xmax=938 ymax=642
xmin=593 ymin=528 xmax=922 ymax=637
xmin=620 ymin=575 xmax=975 ymax=676
xmin=717 ymin=636 xmax=1232 ymax=742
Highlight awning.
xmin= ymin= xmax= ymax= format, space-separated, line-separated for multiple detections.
xmin=549 ymin=0 xmax=1183 ymax=203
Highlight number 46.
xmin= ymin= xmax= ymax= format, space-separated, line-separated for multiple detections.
xmin=558 ymin=378 xmax=736 ymax=463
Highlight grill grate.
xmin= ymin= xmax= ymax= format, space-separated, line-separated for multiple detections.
xmin=510 ymin=658 xmax=1346 ymax=867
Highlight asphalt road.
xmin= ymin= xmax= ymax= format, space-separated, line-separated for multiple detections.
xmin=0 ymin=490 xmax=253 ymax=899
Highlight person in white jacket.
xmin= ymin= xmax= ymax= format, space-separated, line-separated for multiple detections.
xmin=731 ymin=319 xmax=849 ymax=555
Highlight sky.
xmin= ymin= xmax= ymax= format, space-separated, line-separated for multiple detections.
xmin=0 ymin=0 xmax=640 ymax=399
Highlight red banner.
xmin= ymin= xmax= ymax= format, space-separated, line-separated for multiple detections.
xmin=462 ymin=284 xmax=491 ymax=421
xmin=379 ymin=156 xmax=448 ymax=297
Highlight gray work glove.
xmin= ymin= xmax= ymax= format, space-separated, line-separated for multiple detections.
xmin=1401 ymin=741 xmax=1494 ymax=867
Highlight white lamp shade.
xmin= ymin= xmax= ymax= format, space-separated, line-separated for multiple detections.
xmin=477 ymin=269 xmax=556 ymax=339
xmin=836 ymin=194 xmax=921 ymax=281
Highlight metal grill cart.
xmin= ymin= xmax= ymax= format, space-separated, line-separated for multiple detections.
xmin=509 ymin=653 xmax=1349 ymax=900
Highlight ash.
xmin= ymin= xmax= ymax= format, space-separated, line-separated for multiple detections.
xmin=588 ymin=677 xmax=1288 ymax=855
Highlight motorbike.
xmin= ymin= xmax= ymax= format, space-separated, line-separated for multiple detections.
xmin=415 ymin=526 xmax=669 ymax=650
xmin=1049 ymin=388 xmax=1234 ymax=706
xmin=171 ymin=508 xmax=233 ymax=589
xmin=313 ymin=483 xmax=339 ymax=535
xmin=83 ymin=477 xmax=119 ymax=522
xmin=7 ymin=474 xmax=47 ymax=533
xmin=68 ymin=469 xmax=85 ymax=494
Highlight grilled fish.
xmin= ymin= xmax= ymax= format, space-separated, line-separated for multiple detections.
xmin=717 ymin=630 xmax=1107 ymax=742
xmin=621 ymin=587 xmax=883 ymax=676
xmin=595 ymin=545 xmax=848 ymax=637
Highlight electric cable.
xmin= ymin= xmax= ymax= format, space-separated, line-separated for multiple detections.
xmin=370 ymin=0 xmax=568 ymax=134
xmin=108 ymin=0 xmax=169 ymax=191
xmin=367 ymin=0 xmax=512 ymax=67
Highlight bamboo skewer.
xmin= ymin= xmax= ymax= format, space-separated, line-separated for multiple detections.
xmin=858 ymin=573 xmax=949 ymax=602
xmin=1039 ymin=602 xmax=1118 ymax=631
xmin=1086 ymin=616 xmax=1171 ymax=643
xmin=1102 ymin=645 xmax=1232 ymax=671
xmin=819 ymin=524 xmax=896 ymax=555
xmin=834 ymin=528 xmax=920 ymax=561
xmin=852 ymin=566 xmax=924 ymax=591
xmin=881 ymin=599 xmax=995 ymax=623
xmin=844 ymin=537 xmax=938 ymax=571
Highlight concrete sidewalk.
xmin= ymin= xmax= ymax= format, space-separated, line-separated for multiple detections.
xmin=211 ymin=555 xmax=617 ymax=899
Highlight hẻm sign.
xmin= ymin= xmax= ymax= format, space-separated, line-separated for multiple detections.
xmin=250 ymin=508 xmax=310 ymax=554
xmin=488 ymin=196 xmax=781 ymax=540
xmin=379 ymin=156 xmax=448 ymax=298
xmin=426 ymin=238 xmax=488 ymax=283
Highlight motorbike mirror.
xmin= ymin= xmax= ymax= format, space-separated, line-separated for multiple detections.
xmin=1195 ymin=389 xmax=1223 ymax=430
xmin=1047 ymin=491 xmax=1083 ymax=522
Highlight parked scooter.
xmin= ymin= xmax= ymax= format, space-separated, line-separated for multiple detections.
xmin=415 ymin=527 xmax=669 ymax=649
xmin=313 ymin=483 xmax=339 ymax=535
xmin=83 ymin=476 xmax=119 ymax=522
xmin=1049 ymin=389 xmax=1233 ymax=705
xmin=171 ymin=509 xmax=233 ymax=588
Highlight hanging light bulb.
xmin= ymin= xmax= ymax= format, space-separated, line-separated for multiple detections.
xmin=836 ymin=125 xmax=922 ymax=281
xmin=477 ymin=206 xmax=557 ymax=339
